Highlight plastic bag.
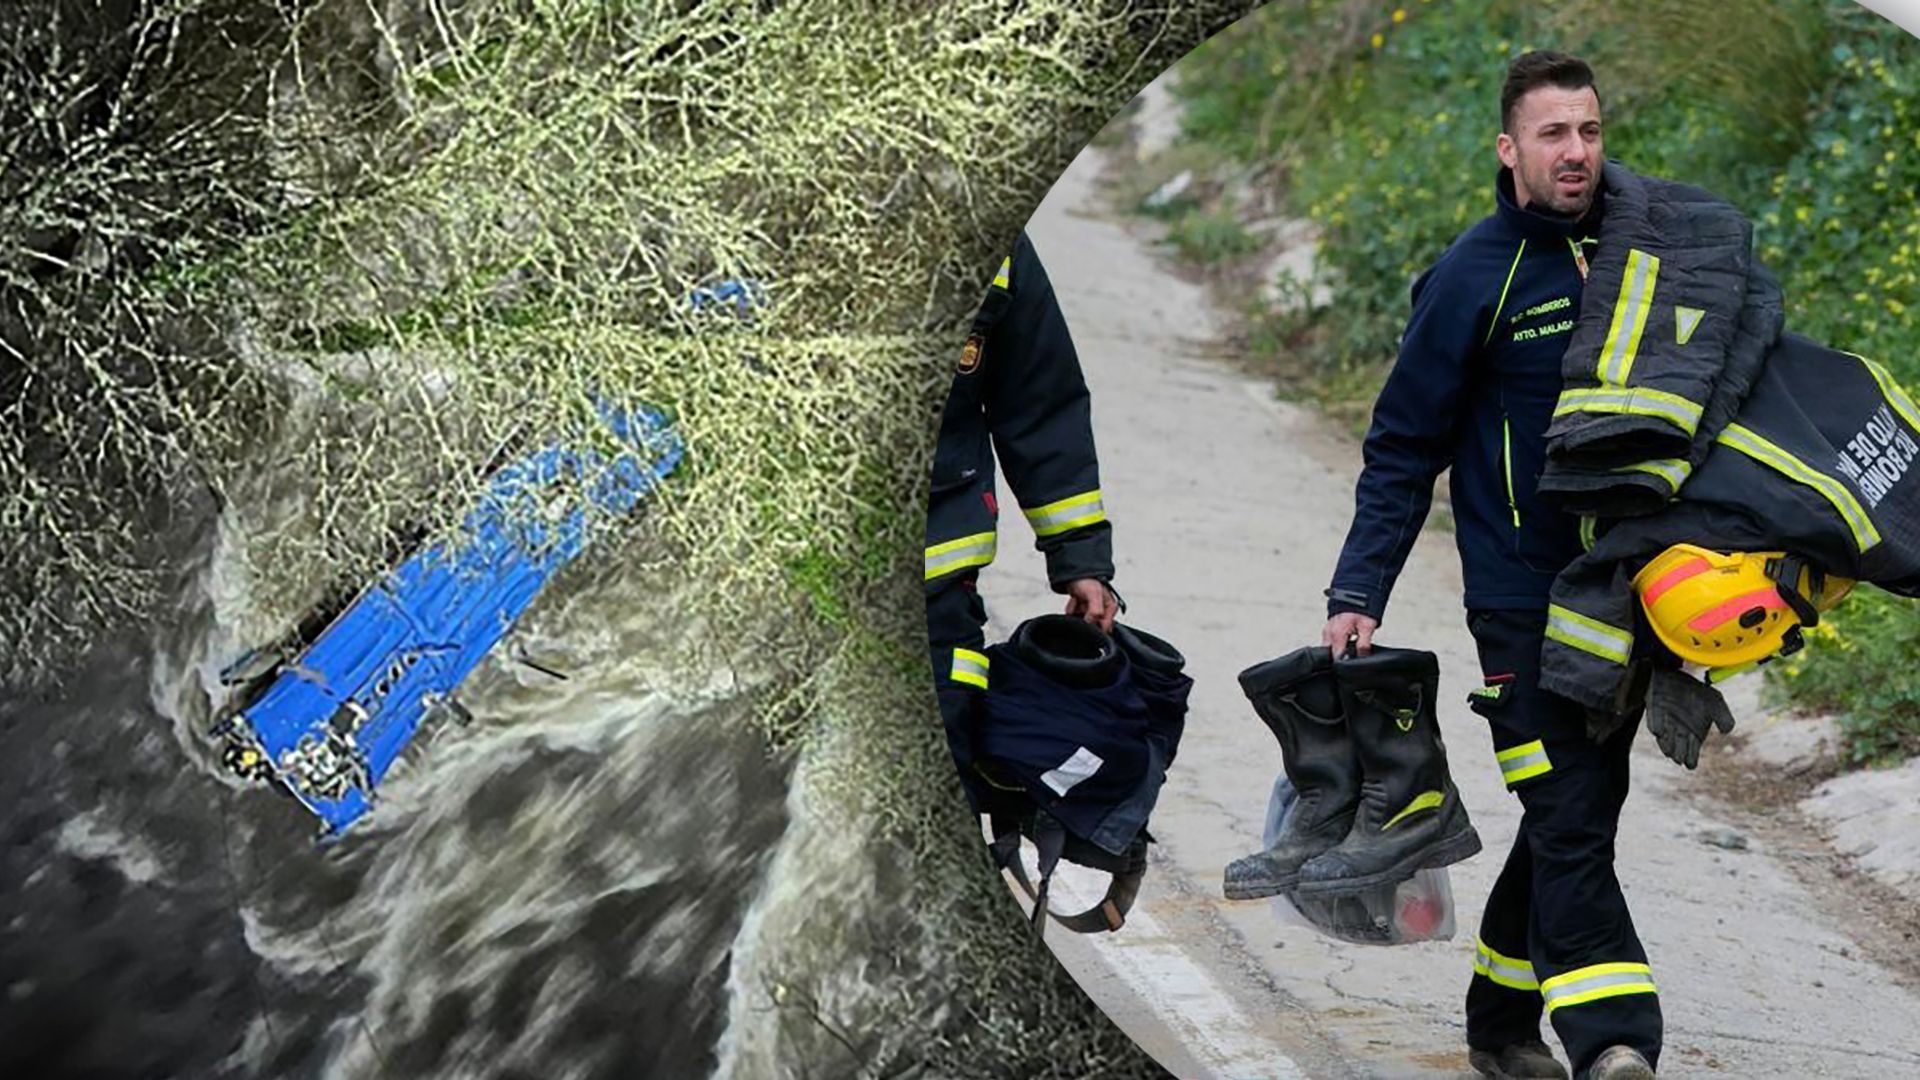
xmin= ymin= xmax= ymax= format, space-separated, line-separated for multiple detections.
xmin=1263 ymin=773 xmax=1456 ymax=946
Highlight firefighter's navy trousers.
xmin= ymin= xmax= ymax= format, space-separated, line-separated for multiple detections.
xmin=928 ymin=572 xmax=990 ymax=808
xmin=1464 ymin=609 xmax=1662 ymax=1075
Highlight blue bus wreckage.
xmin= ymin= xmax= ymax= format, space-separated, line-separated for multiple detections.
xmin=210 ymin=403 xmax=684 ymax=838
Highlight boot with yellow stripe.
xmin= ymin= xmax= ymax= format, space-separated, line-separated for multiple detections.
xmin=1221 ymin=646 xmax=1359 ymax=900
xmin=1294 ymin=647 xmax=1481 ymax=899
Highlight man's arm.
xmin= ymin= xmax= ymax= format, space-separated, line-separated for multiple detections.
xmin=1326 ymin=248 xmax=1488 ymax=640
xmin=981 ymin=232 xmax=1116 ymax=627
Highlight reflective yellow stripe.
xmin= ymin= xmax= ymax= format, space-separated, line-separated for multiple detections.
xmin=1598 ymin=248 xmax=1659 ymax=386
xmin=992 ymin=256 xmax=1011 ymax=290
xmin=1716 ymin=423 xmax=1881 ymax=552
xmin=924 ymin=530 xmax=997 ymax=580
xmin=1486 ymin=240 xmax=1528 ymax=346
xmin=1553 ymin=386 xmax=1703 ymax=436
xmin=949 ymin=648 xmax=989 ymax=689
xmin=1495 ymin=739 xmax=1552 ymax=785
xmin=1853 ymin=353 xmax=1920 ymax=433
xmin=1502 ymin=416 xmax=1519 ymax=527
xmin=1473 ymin=937 xmax=1541 ymax=991
xmin=1616 ymin=457 xmax=1691 ymax=492
xmin=1023 ymin=489 xmax=1106 ymax=537
xmin=1545 ymin=604 xmax=1633 ymax=665
xmin=1578 ymin=514 xmax=1597 ymax=552
xmin=1381 ymin=789 xmax=1444 ymax=832
xmin=1706 ymin=660 xmax=1760 ymax=685
xmin=1541 ymin=962 xmax=1657 ymax=1013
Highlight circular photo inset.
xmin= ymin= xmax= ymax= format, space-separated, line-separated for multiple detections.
xmin=924 ymin=3 xmax=1920 ymax=1077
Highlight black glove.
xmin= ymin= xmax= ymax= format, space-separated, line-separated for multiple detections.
xmin=1644 ymin=667 xmax=1736 ymax=770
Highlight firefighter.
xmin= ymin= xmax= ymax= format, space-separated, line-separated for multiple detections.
xmin=1321 ymin=53 xmax=1658 ymax=1080
xmin=926 ymin=231 xmax=1119 ymax=811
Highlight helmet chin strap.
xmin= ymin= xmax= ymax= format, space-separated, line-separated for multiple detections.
xmin=1763 ymin=553 xmax=1824 ymax=629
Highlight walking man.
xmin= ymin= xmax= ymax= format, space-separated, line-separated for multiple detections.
xmin=1322 ymin=52 xmax=1659 ymax=1080
xmin=925 ymin=231 xmax=1120 ymax=810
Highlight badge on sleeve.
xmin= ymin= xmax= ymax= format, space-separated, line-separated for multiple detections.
xmin=959 ymin=333 xmax=984 ymax=374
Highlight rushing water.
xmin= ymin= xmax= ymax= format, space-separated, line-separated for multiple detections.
xmin=0 ymin=442 xmax=865 ymax=1079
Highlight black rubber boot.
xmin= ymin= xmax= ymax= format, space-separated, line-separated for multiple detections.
xmin=1009 ymin=614 xmax=1121 ymax=689
xmin=1471 ymin=1040 xmax=1571 ymax=1079
xmin=1293 ymin=647 xmax=1481 ymax=899
xmin=1112 ymin=622 xmax=1193 ymax=769
xmin=1581 ymin=1046 xmax=1655 ymax=1080
xmin=1222 ymin=646 xmax=1361 ymax=900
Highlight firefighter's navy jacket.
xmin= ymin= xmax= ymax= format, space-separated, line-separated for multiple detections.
xmin=1328 ymin=168 xmax=1599 ymax=621
xmin=925 ymin=232 xmax=1113 ymax=598
xmin=1540 ymin=333 xmax=1920 ymax=712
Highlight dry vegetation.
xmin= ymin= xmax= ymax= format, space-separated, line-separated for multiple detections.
xmin=3 ymin=1 xmax=1257 ymax=1073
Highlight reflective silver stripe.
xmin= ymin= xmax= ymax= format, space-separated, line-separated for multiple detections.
xmin=1473 ymin=937 xmax=1540 ymax=991
xmin=924 ymin=530 xmax=997 ymax=580
xmin=1716 ymin=423 xmax=1881 ymax=552
xmin=1541 ymin=962 xmax=1657 ymax=1013
xmin=1496 ymin=739 xmax=1552 ymax=785
xmin=1599 ymin=248 xmax=1659 ymax=386
xmin=1618 ymin=457 xmax=1691 ymax=492
xmin=949 ymin=648 xmax=989 ymax=689
xmin=1024 ymin=489 xmax=1106 ymax=537
xmin=1554 ymin=386 xmax=1703 ymax=435
xmin=1856 ymin=353 xmax=1920 ymax=432
xmin=1545 ymin=604 xmax=1632 ymax=665
xmin=1041 ymin=745 xmax=1103 ymax=796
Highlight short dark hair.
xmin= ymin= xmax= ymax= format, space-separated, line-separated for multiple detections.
xmin=1501 ymin=50 xmax=1599 ymax=133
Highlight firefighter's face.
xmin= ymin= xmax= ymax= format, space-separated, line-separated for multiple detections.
xmin=1497 ymin=84 xmax=1603 ymax=217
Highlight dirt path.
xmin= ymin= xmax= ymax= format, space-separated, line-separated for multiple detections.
xmin=978 ymin=107 xmax=1920 ymax=1079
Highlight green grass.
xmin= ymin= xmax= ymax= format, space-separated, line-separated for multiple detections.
xmin=1162 ymin=204 xmax=1262 ymax=263
xmin=1768 ymin=586 xmax=1920 ymax=766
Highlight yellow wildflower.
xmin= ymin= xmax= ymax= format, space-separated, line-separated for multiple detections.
xmin=1372 ymin=32 xmax=1385 ymax=48
xmin=1393 ymin=8 xmax=1407 ymax=22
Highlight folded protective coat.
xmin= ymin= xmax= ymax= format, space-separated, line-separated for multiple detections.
xmin=1538 ymin=162 xmax=1786 ymax=517
xmin=1540 ymin=332 xmax=1920 ymax=713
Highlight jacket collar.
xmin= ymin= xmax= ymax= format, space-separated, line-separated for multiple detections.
xmin=1495 ymin=165 xmax=1604 ymax=243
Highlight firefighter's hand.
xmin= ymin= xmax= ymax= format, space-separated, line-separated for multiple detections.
xmin=1323 ymin=612 xmax=1378 ymax=658
xmin=1063 ymin=578 xmax=1118 ymax=633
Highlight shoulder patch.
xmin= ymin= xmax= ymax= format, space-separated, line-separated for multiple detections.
xmin=958 ymin=333 xmax=984 ymax=374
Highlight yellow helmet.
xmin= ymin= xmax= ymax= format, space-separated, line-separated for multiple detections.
xmin=1632 ymin=544 xmax=1853 ymax=668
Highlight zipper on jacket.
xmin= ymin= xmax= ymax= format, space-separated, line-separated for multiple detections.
xmin=1567 ymin=236 xmax=1593 ymax=283
xmin=1501 ymin=413 xmax=1521 ymax=529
